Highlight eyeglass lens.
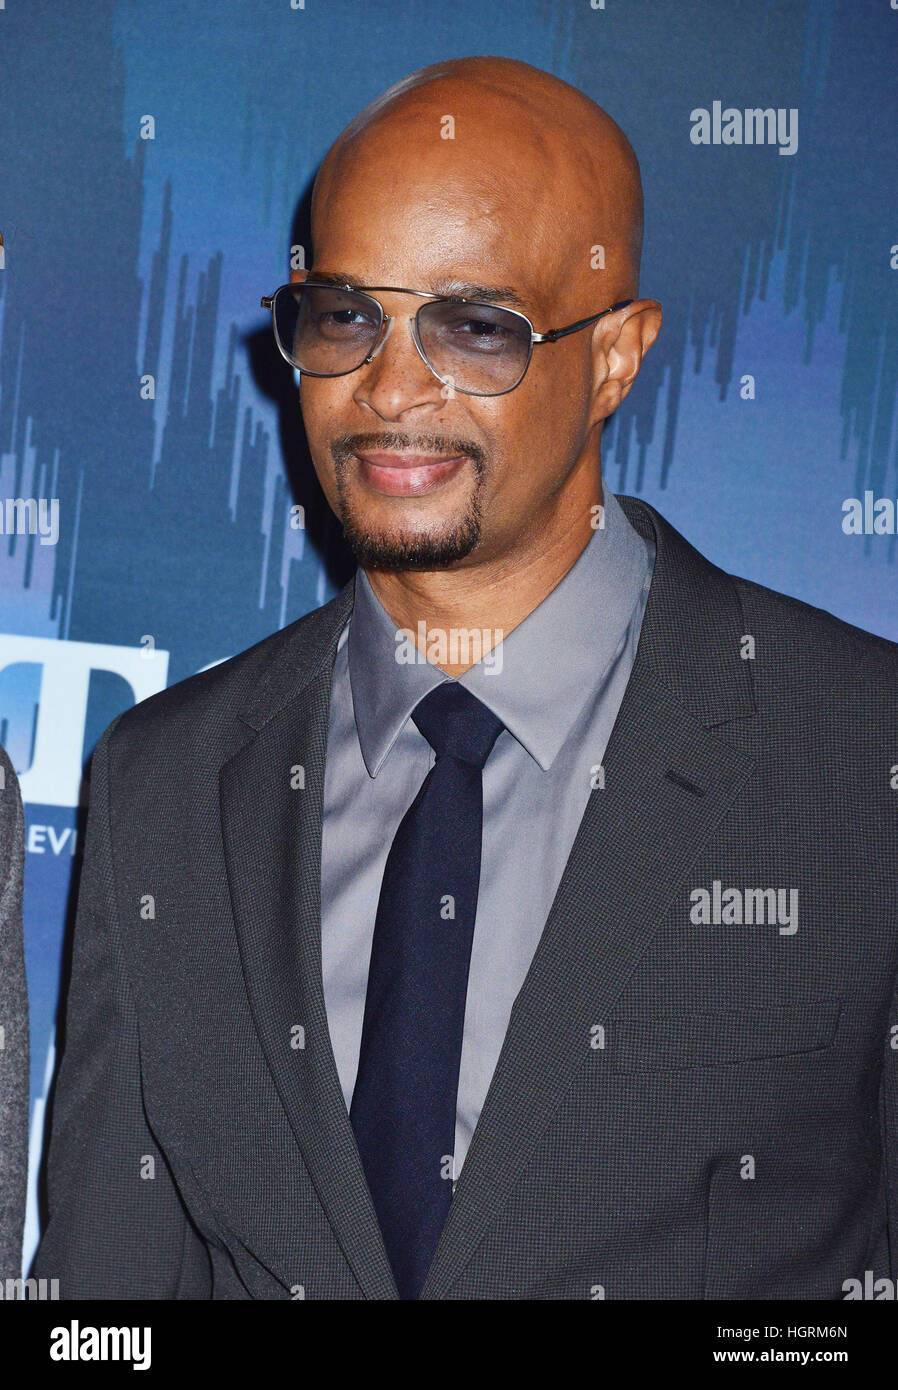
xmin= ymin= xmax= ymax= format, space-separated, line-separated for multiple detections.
xmin=275 ymin=284 xmax=532 ymax=394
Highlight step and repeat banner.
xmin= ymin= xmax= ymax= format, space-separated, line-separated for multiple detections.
xmin=0 ymin=0 xmax=895 ymax=1272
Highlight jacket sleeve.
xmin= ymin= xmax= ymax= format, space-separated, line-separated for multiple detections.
xmin=31 ymin=717 xmax=211 ymax=1298
xmin=0 ymin=747 xmax=28 ymax=1283
xmin=881 ymin=963 xmax=898 ymax=1282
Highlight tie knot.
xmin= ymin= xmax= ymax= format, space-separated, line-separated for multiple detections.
xmin=411 ymin=682 xmax=504 ymax=770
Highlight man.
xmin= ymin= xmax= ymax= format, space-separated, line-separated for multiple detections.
xmin=0 ymin=745 xmax=28 ymax=1287
xmin=35 ymin=57 xmax=898 ymax=1300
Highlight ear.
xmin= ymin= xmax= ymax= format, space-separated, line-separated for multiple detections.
xmin=588 ymin=299 xmax=662 ymax=425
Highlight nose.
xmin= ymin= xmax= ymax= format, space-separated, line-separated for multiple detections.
xmin=352 ymin=302 xmax=448 ymax=421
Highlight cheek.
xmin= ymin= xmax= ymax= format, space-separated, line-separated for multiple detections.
xmin=531 ymin=353 xmax=593 ymax=468
xmin=297 ymin=385 xmax=346 ymax=503
xmin=480 ymin=366 xmax=585 ymax=500
xmin=299 ymin=381 xmax=359 ymax=488
xmin=299 ymin=379 xmax=344 ymax=440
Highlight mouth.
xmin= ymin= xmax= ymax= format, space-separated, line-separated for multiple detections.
xmin=353 ymin=449 xmax=468 ymax=497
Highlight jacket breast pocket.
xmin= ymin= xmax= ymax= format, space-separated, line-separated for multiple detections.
xmin=596 ymin=997 xmax=843 ymax=1072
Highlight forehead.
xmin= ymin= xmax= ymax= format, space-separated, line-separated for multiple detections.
xmin=312 ymin=132 xmax=562 ymax=313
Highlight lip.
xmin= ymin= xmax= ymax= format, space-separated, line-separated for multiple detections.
xmin=354 ymin=450 xmax=468 ymax=497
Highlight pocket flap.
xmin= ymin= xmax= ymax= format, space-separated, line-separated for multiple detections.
xmin=598 ymin=997 xmax=843 ymax=1071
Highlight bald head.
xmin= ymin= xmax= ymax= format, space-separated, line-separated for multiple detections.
xmin=311 ymin=56 xmax=644 ymax=305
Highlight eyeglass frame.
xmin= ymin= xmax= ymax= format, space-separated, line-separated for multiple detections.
xmin=260 ymin=280 xmax=636 ymax=397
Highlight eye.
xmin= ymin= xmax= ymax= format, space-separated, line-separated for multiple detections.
xmin=316 ymin=307 xmax=378 ymax=335
xmin=438 ymin=312 xmax=517 ymax=351
xmin=459 ymin=317 xmax=507 ymax=336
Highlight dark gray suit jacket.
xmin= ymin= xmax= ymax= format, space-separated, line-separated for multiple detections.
xmin=33 ymin=496 xmax=898 ymax=1299
xmin=0 ymin=745 xmax=27 ymax=1283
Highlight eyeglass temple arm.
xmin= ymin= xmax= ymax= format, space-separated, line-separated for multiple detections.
xmin=533 ymin=299 xmax=634 ymax=343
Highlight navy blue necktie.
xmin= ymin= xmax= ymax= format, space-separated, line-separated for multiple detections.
xmin=349 ymin=680 xmax=505 ymax=1299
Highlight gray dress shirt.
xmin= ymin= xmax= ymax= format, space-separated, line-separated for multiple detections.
xmin=321 ymin=481 xmax=655 ymax=1176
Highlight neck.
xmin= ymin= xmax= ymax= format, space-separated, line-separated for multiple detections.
xmin=363 ymin=472 xmax=603 ymax=678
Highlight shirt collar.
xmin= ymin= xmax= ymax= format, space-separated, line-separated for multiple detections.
xmin=348 ymin=481 xmax=654 ymax=776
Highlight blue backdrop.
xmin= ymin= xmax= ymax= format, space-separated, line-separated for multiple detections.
xmin=0 ymin=0 xmax=895 ymax=1272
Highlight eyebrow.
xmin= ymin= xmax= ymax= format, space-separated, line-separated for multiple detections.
xmin=308 ymin=269 xmax=527 ymax=310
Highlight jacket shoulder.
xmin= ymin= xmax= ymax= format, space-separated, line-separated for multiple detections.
xmin=620 ymin=493 xmax=897 ymax=712
xmin=103 ymin=585 xmax=352 ymax=760
xmin=731 ymin=570 xmax=898 ymax=706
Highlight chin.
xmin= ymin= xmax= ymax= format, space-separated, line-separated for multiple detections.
xmin=341 ymin=516 xmax=482 ymax=571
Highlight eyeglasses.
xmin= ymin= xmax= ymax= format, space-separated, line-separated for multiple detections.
xmin=260 ymin=281 xmax=635 ymax=397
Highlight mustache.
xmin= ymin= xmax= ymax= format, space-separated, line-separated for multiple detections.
xmin=330 ymin=431 xmax=485 ymax=471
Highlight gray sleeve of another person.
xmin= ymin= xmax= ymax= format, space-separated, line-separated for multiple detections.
xmin=0 ymin=744 xmax=28 ymax=1282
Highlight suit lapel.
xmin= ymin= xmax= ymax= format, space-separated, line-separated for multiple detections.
xmin=421 ymin=496 xmax=760 ymax=1298
xmin=219 ymin=583 xmax=399 ymax=1300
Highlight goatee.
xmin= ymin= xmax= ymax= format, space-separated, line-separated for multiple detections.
xmin=330 ymin=430 xmax=486 ymax=571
